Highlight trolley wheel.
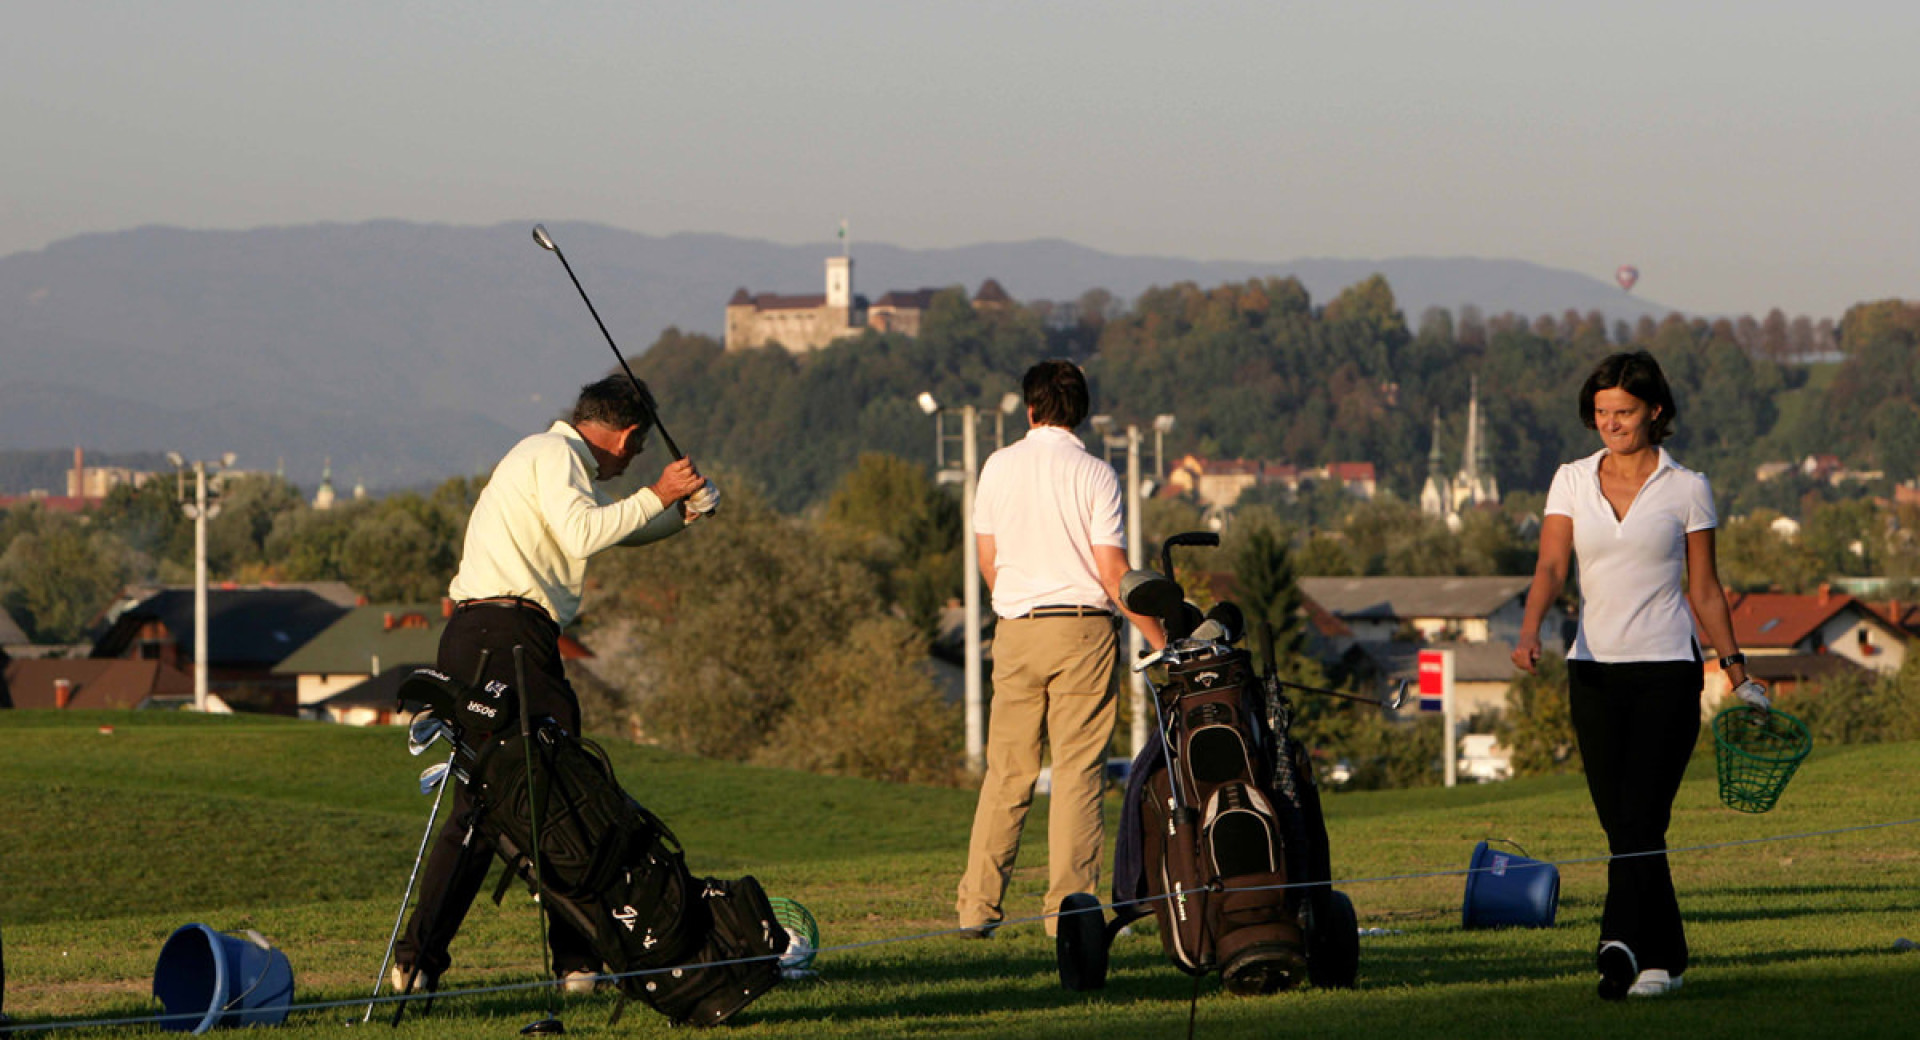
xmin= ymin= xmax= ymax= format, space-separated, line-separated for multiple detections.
xmin=1056 ymin=893 xmax=1110 ymax=991
xmin=1306 ymin=888 xmax=1359 ymax=989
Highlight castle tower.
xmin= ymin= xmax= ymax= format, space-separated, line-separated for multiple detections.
xmin=825 ymin=255 xmax=853 ymax=311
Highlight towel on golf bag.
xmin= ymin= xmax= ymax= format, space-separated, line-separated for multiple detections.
xmin=473 ymin=721 xmax=786 ymax=1027
xmin=1111 ymin=647 xmax=1306 ymax=994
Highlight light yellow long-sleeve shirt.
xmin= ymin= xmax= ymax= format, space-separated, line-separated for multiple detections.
xmin=448 ymin=421 xmax=685 ymax=627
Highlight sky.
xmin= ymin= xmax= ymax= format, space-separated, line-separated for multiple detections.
xmin=3 ymin=0 xmax=1916 ymax=319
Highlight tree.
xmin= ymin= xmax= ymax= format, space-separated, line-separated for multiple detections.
xmin=1496 ymin=653 xmax=1579 ymax=775
xmin=819 ymin=452 xmax=962 ymax=638
xmin=756 ymin=616 xmax=961 ymax=784
xmin=1232 ymin=525 xmax=1308 ymax=673
xmin=0 ymin=515 xmax=134 ymax=643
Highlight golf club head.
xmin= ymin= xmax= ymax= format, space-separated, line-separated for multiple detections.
xmin=532 ymin=224 xmax=557 ymax=251
xmin=520 ymin=1017 xmax=565 ymax=1036
xmin=1190 ymin=618 xmax=1227 ymax=644
xmin=419 ymin=761 xmax=450 ymax=795
xmin=407 ymin=714 xmax=449 ymax=756
xmin=1202 ymin=601 xmax=1245 ymax=645
xmin=1119 ymin=568 xmax=1185 ymax=620
xmin=1387 ymin=678 xmax=1413 ymax=711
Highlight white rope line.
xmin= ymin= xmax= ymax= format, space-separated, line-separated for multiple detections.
xmin=8 ymin=815 xmax=1916 ymax=1034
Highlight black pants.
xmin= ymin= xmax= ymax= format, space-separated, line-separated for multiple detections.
xmin=1568 ymin=659 xmax=1702 ymax=976
xmin=395 ymin=602 xmax=600 ymax=978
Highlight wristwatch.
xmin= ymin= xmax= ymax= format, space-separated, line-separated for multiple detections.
xmin=1719 ymin=652 xmax=1746 ymax=670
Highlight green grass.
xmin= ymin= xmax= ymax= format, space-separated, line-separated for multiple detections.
xmin=4 ymin=710 xmax=1917 ymax=1038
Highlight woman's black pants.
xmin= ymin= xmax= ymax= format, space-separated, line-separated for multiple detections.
xmin=1568 ymin=659 xmax=1702 ymax=976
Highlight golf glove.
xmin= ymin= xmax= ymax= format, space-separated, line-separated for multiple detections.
xmin=1733 ymin=679 xmax=1771 ymax=711
xmin=684 ymin=480 xmax=720 ymax=522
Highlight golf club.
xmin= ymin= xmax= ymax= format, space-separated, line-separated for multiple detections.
xmin=407 ymin=714 xmax=448 ymax=756
xmin=530 ymin=224 xmax=683 ymax=461
xmin=364 ymin=750 xmax=458 ymax=1022
xmin=1270 ymin=676 xmax=1413 ymax=711
xmin=513 ymin=644 xmax=566 ymax=1037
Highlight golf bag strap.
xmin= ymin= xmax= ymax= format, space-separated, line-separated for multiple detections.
xmin=492 ymin=861 xmax=518 ymax=906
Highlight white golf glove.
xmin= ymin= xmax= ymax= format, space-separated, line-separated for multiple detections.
xmin=1733 ymin=678 xmax=1771 ymax=711
xmin=683 ymin=480 xmax=720 ymax=523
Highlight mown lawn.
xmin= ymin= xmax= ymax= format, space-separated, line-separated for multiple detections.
xmin=3 ymin=710 xmax=1916 ymax=1038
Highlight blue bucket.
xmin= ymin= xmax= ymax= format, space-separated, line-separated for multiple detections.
xmin=1461 ymin=841 xmax=1559 ymax=929
xmin=152 ymin=924 xmax=294 ymax=1033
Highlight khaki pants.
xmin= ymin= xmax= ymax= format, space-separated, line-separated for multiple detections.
xmin=956 ymin=615 xmax=1117 ymax=935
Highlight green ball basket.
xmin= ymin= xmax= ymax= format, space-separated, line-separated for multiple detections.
xmin=1712 ymin=706 xmax=1812 ymax=814
xmin=769 ymin=896 xmax=820 ymax=972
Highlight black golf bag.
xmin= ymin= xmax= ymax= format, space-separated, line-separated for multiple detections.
xmin=1067 ymin=533 xmax=1359 ymax=995
xmin=398 ymin=668 xmax=786 ymax=1027
xmin=1126 ymin=645 xmax=1307 ymax=993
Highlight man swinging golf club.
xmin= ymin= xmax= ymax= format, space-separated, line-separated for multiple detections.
xmin=391 ymin=373 xmax=717 ymax=996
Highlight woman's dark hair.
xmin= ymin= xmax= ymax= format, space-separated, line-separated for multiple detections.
xmin=1023 ymin=360 xmax=1090 ymax=429
xmin=1579 ymin=350 xmax=1677 ymax=444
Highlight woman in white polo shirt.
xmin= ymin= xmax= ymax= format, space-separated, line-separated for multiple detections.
xmin=1513 ymin=350 xmax=1760 ymax=1001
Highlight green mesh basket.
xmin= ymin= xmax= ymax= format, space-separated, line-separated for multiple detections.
xmin=769 ymin=896 xmax=819 ymax=973
xmin=1712 ymin=706 xmax=1812 ymax=813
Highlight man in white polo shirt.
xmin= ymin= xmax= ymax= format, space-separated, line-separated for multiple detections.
xmin=394 ymin=373 xmax=715 ymax=994
xmin=956 ymin=360 xmax=1165 ymax=938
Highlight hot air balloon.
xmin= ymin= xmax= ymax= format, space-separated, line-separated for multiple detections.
xmin=1616 ymin=265 xmax=1639 ymax=292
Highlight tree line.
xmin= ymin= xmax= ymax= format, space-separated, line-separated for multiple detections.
xmin=8 ymin=281 xmax=1920 ymax=785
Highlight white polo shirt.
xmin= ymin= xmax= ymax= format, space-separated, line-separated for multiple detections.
xmin=449 ymin=421 xmax=683 ymax=627
xmin=973 ymin=424 xmax=1126 ymax=620
xmin=1545 ymin=447 xmax=1716 ymax=663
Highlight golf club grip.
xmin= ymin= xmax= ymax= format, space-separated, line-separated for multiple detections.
xmin=548 ymin=245 xmax=685 ymax=461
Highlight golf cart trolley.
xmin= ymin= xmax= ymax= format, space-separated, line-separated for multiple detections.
xmin=1055 ymin=532 xmax=1408 ymax=995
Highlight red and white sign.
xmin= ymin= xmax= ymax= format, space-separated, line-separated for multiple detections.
xmin=1417 ymin=648 xmax=1453 ymax=713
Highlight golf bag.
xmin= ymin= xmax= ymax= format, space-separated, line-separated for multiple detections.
xmin=398 ymin=669 xmax=786 ymax=1027
xmin=1089 ymin=532 xmax=1359 ymax=995
xmin=1124 ymin=645 xmax=1308 ymax=993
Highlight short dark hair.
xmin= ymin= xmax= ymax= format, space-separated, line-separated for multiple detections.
xmin=1579 ymin=350 xmax=1677 ymax=444
xmin=572 ymin=374 xmax=657 ymax=436
xmin=1023 ymin=360 xmax=1090 ymax=429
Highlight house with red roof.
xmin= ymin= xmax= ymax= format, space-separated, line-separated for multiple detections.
xmin=1694 ymin=584 xmax=1906 ymax=700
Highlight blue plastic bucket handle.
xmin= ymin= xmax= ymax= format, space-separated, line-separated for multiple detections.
xmin=152 ymin=924 xmax=294 ymax=1034
xmin=1461 ymin=840 xmax=1560 ymax=929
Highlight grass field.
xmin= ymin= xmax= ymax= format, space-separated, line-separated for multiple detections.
xmin=3 ymin=710 xmax=1917 ymax=1038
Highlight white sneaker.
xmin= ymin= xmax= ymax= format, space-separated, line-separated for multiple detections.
xmin=1628 ymin=969 xmax=1684 ymax=997
xmin=560 ymin=969 xmax=600 ymax=995
xmin=389 ymin=963 xmax=436 ymax=994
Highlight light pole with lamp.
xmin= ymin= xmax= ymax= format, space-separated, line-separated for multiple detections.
xmin=918 ymin=390 xmax=1022 ymax=775
xmin=167 ymin=451 xmax=235 ymax=713
xmin=1091 ymin=415 xmax=1157 ymax=757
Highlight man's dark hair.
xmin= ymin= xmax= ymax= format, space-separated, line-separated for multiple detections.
xmin=1579 ymin=350 xmax=1677 ymax=444
xmin=572 ymin=374 xmax=658 ymax=436
xmin=1023 ymin=360 xmax=1090 ymax=429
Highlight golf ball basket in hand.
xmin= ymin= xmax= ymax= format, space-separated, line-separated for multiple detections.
xmin=1711 ymin=705 xmax=1812 ymax=814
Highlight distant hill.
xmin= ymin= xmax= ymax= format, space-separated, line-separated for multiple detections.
xmin=0 ymin=221 xmax=1672 ymax=491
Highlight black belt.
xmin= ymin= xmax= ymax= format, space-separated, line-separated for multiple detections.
xmin=1019 ymin=605 xmax=1111 ymax=619
xmin=455 ymin=596 xmax=550 ymax=618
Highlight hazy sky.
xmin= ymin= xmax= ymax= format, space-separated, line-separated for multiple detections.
xmin=4 ymin=1 xmax=1915 ymax=319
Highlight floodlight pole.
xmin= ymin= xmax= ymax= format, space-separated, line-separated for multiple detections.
xmin=191 ymin=461 xmax=210 ymax=713
xmin=1124 ymin=425 xmax=1148 ymax=758
xmin=961 ymin=405 xmax=983 ymax=774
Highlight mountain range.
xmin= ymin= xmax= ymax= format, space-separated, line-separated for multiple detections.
xmin=0 ymin=221 xmax=1671 ymax=492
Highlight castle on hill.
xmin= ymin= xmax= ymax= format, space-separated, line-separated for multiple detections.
xmin=724 ymin=249 xmax=1011 ymax=353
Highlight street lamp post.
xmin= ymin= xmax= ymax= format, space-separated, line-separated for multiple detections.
xmin=168 ymin=451 xmax=233 ymax=713
xmin=919 ymin=391 xmax=1021 ymax=775
xmin=1091 ymin=412 xmax=1175 ymax=758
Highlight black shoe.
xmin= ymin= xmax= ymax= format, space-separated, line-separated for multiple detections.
xmin=958 ymin=924 xmax=998 ymax=940
xmin=1597 ymin=940 xmax=1637 ymax=1001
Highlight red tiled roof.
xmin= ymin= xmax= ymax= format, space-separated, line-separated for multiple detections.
xmin=4 ymin=658 xmax=193 ymax=710
xmin=1327 ymin=462 xmax=1376 ymax=482
xmin=1702 ymin=590 xmax=1892 ymax=650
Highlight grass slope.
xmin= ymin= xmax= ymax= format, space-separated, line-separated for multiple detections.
xmin=3 ymin=711 xmax=1917 ymax=1038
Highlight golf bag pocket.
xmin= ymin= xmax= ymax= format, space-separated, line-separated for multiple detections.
xmin=631 ymin=875 xmax=787 ymax=1028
